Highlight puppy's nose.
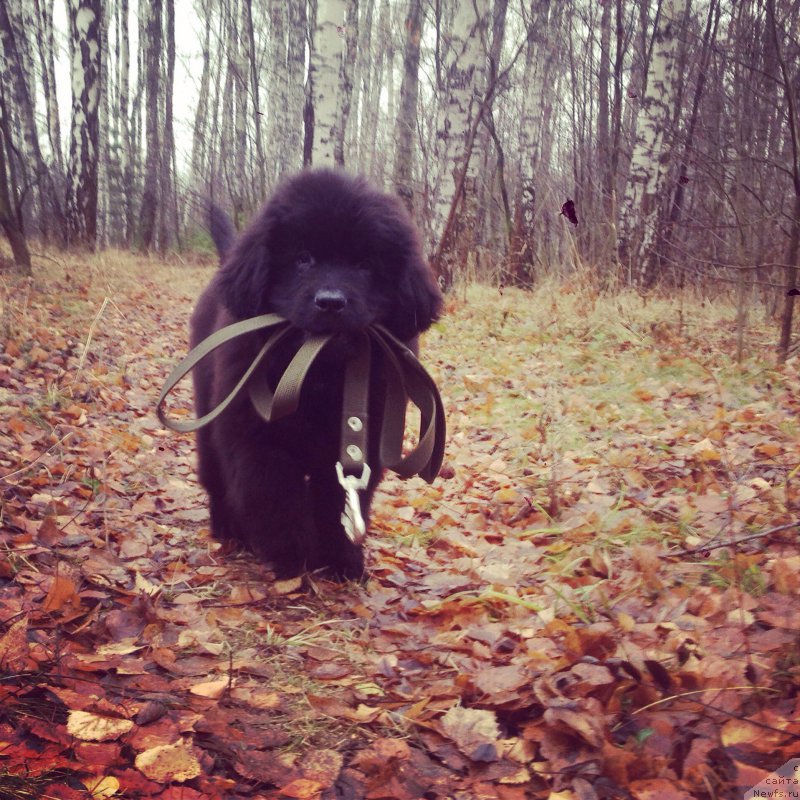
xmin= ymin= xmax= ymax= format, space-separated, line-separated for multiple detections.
xmin=314 ymin=289 xmax=347 ymax=313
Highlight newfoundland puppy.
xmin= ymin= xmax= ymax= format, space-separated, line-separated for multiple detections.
xmin=191 ymin=169 xmax=442 ymax=579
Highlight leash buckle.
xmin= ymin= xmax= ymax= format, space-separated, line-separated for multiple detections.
xmin=335 ymin=462 xmax=372 ymax=544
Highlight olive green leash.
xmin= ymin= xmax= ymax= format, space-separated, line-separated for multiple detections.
xmin=156 ymin=314 xmax=446 ymax=543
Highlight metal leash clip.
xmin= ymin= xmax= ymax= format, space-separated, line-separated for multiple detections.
xmin=335 ymin=462 xmax=372 ymax=544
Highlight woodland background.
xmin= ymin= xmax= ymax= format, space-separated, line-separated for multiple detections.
xmin=0 ymin=0 xmax=799 ymax=359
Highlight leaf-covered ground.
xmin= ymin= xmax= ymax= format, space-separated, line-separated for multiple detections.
xmin=1 ymin=253 xmax=799 ymax=800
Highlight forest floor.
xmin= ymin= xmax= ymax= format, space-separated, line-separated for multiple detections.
xmin=0 ymin=251 xmax=799 ymax=800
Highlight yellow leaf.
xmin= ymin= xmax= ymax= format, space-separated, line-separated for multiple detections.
xmin=617 ymin=611 xmax=636 ymax=631
xmin=278 ymin=779 xmax=324 ymax=799
xmin=83 ymin=775 xmax=120 ymax=799
xmin=190 ymin=678 xmax=229 ymax=698
xmin=493 ymin=487 xmax=520 ymax=504
xmin=273 ymin=576 xmax=303 ymax=595
xmin=67 ymin=710 xmax=134 ymax=742
xmin=135 ymin=742 xmax=202 ymax=783
xmin=690 ymin=438 xmax=721 ymax=461
xmin=134 ymin=571 xmax=161 ymax=597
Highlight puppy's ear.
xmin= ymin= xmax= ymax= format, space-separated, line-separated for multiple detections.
xmin=208 ymin=202 xmax=236 ymax=257
xmin=390 ymin=253 xmax=444 ymax=341
xmin=216 ymin=222 xmax=270 ymax=319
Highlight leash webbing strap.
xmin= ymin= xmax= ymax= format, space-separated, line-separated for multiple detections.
xmin=339 ymin=333 xmax=371 ymax=475
xmin=156 ymin=314 xmax=290 ymax=433
xmin=371 ymin=326 xmax=446 ymax=483
xmin=249 ymin=334 xmax=331 ymax=422
xmin=157 ymin=318 xmax=445 ymax=483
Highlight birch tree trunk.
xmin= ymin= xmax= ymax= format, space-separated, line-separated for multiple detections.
xmin=138 ymin=0 xmax=161 ymax=250
xmin=190 ymin=0 xmax=212 ymax=188
xmin=64 ymin=0 xmax=102 ymax=248
xmin=310 ymin=0 xmax=347 ymax=167
xmin=767 ymin=0 xmax=799 ymax=363
xmin=0 ymin=0 xmax=64 ymax=241
xmin=360 ymin=0 xmax=387 ymax=179
xmin=508 ymin=2 xmax=549 ymax=285
xmin=596 ymin=0 xmax=620 ymax=271
xmin=352 ymin=0 xmax=373 ymax=169
xmin=661 ymin=0 xmax=719 ymax=279
xmin=117 ymin=0 xmax=133 ymax=245
xmin=333 ymin=0 xmax=357 ymax=167
xmin=0 ymin=95 xmax=31 ymax=272
xmin=96 ymin=0 xmax=109 ymax=247
xmin=431 ymin=0 xmax=489 ymax=284
xmin=244 ymin=0 xmax=266 ymax=199
xmin=34 ymin=0 xmax=63 ymax=174
xmin=285 ymin=0 xmax=307 ymax=175
xmin=266 ymin=0 xmax=287 ymax=183
xmin=619 ymin=0 xmax=687 ymax=287
xmin=393 ymin=0 xmax=423 ymax=213
xmin=159 ymin=0 xmax=177 ymax=250
xmin=230 ymin=0 xmax=248 ymax=224
xmin=380 ymin=9 xmax=395 ymax=182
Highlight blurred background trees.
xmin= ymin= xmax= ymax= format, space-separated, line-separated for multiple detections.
xmin=0 ymin=0 xmax=798 ymax=356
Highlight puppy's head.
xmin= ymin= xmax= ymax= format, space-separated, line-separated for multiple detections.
xmin=216 ymin=170 xmax=442 ymax=342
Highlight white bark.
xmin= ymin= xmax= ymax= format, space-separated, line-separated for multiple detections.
xmin=284 ymin=0 xmax=306 ymax=174
xmin=65 ymin=0 xmax=102 ymax=246
xmin=267 ymin=0 xmax=288 ymax=181
xmin=310 ymin=0 xmax=347 ymax=167
xmin=432 ymin=0 xmax=489 ymax=249
xmin=621 ymin=0 xmax=687 ymax=283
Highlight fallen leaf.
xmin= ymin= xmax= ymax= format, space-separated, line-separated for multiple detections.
xmin=301 ymin=748 xmax=343 ymax=787
xmin=43 ymin=574 xmax=81 ymax=612
xmin=279 ymin=778 xmax=325 ymax=799
xmin=82 ymin=775 xmax=120 ymax=799
xmin=135 ymin=742 xmax=202 ymax=783
xmin=190 ymin=677 xmax=230 ymax=698
xmin=440 ymin=705 xmax=501 ymax=757
xmin=67 ymin=710 xmax=134 ymax=742
xmin=0 ymin=617 xmax=31 ymax=671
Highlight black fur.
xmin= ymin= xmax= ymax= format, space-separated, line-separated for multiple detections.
xmin=191 ymin=169 xmax=442 ymax=579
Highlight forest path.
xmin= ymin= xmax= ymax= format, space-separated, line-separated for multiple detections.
xmin=1 ymin=255 xmax=798 ymax=798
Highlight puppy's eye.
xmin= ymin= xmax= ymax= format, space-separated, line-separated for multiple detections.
xmin=296 ymin=251 xmax=314 ymax=270
xmin=357 ymin=259 xmax=373 ymax=273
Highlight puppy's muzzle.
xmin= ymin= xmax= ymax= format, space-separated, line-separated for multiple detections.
xmin=314 ymin=289 xmax=347 ymax=314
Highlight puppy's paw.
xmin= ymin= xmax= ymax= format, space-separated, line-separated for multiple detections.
xmin=314 ymin=546 xmax=366 ymax=582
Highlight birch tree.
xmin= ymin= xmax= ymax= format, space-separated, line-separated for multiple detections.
xmin=65 ymin=0 xmax=102 ymax=248
xmin=619 ymin=0 xmax=687 ymax=286
xmin=33 ymin=0 xmax=63 ymax=174
xmin=158 ymin=0 xmax=178 ymax=250
xmin=0 ymin=0 xmax=64 ymax=241
xmin=284 ymin=0 xmax=307 ymax=175
xmin=767 ymin=0 xmax=800 ymax=363
xmin=431 ymin=0 xmax=490 ymax=284
xmin=243 ymin=0 xmax=266 ymax=199
xmin=113 ymin=0 xmax=132 ymax=244
xmin=190 ymin=0 xmax=212 ymax=190
xmin=508 ymin=1 xmax=555 ymax=285
xmin=138 ymin=0 xmax=161 ymax=250
xmin=0 ymin=90 xmax=31 ymax=272
xmin=394 ymin=0 xmax=423 ymax=213
xmin=310 ymin=0 xmax=347 ymax=167
xmin=359 ymin=0 xmax=388 ymax=179
xmin=333 ymin=0 xmax=358 ymax=166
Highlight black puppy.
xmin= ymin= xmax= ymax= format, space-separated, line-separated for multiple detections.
xmin=191 ymin=169 xmax=442 ymax=578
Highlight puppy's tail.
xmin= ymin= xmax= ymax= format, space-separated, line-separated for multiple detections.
xmin=208 ymin=202 xmax=236 ymax=258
